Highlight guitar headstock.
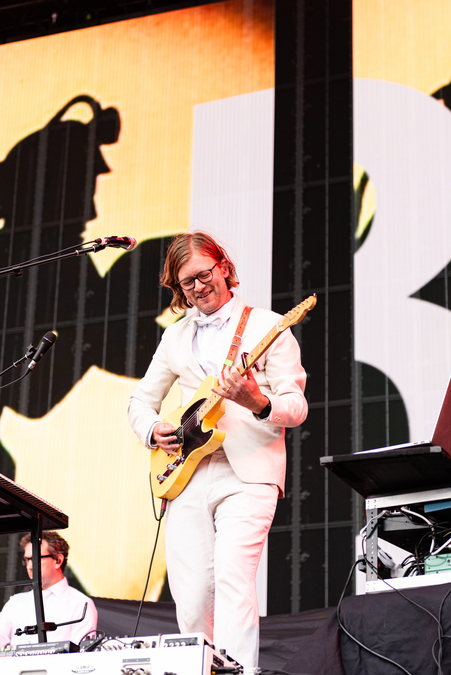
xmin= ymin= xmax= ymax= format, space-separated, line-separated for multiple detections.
xmin=280 ymin=294 xmax=317 ymax=330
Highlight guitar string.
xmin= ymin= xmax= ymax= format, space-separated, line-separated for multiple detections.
xmin=172 ymin=329 xmax=282 ymax=439
xmin=167 ymin=304 xmax=310 ymax=448
xmin=159 ymin=302 xmax=312 ymax=480
xmin=172 ymin=346 xmax=260 ymax=441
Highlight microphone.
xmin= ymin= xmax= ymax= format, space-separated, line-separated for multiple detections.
xmin=28 ymin=332 xmax=57 ymax=370
xmin=94 ymin=236 xmax=137 ymax=251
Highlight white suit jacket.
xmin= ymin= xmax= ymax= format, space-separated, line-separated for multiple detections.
xmin=128 ymin=294 xmax=308 ymax=496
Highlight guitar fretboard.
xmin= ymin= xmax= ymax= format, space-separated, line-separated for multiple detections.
xmin=197 ymin=295 xmax=316 ymax=423
xmin=198 ymin=322 xmax=284 ymax=421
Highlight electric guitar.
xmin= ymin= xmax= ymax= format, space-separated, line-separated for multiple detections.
xmin=150 ymin=294 xmax=317 ymax=500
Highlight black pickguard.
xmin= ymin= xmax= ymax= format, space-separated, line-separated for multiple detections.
xmin=179 ymin=398 xmax=214 ymax=459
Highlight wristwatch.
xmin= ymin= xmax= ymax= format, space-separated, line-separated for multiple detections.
xmin=255 ymin=399 xmax=272 ymax=420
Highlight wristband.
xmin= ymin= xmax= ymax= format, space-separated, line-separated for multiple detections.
xmin=256 ymin=399 xmax=271 ymax=420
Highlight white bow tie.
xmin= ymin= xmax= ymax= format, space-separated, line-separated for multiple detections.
xmin=194 ymin=315 xmax=223 ymax=328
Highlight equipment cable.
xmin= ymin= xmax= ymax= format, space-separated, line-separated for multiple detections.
xmin=336 ymin=560 xmax=414 ymax=675
xmin=358 ymin=507 xmax=451 ymax=674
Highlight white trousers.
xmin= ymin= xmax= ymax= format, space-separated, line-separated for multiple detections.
xmin=165 ymin=449 xmax=279 ymax=674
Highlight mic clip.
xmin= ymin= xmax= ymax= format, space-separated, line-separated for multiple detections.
xmin=12 ymin=344 xmax=37 ymax=369
xmin=76 ymin=242 xmax=106 ymax=255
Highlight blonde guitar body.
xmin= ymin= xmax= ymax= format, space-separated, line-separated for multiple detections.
xmin=150 ymin=295 xmax=317 ymax=501
xmin=150 ymin=376 xmax=226 ymax=500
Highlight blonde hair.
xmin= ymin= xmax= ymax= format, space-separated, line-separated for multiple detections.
xmin=161 ymin=232 xmax=238 ymax=312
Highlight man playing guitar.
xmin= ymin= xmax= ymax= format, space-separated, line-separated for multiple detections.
xmin=128 ymin=232 xmax=309 ymax=675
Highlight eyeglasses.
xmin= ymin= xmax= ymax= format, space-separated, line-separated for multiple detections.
xmin=178 ymin=263 xmax=218 ymax=290
xmin=22 ymin=554 xmax=54 ymax=566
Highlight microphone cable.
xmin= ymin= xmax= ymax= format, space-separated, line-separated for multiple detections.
xmin=0 ymin=369 xmax=31 ymax=389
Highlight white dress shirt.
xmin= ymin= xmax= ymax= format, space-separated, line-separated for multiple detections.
xmin=147 ymin=294 xmax=237 ymax=446
xmin=0 ymin=577 xmax=98 ymax=646
xmin=192 ymin=292 xmax=237 ymax=376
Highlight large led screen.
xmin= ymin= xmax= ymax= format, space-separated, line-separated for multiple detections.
xmin=353 ymin=0 xmax=451 ymax=448
xmin=0 ymin=0 xmax=275 ymax=602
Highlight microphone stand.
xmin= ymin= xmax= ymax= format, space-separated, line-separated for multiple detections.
xmin=0 ymin=241 xmax=106 ymax=643
xmin=0 ymin=240 xmax=107 ymax=280
xmin=15 ymin=602 xmax=88 ymax=640
xmin=0 ymin=241 xmax=109 ymax=384
xmin=0 ymin=344 xmax=37 ymax=377
xmin=0 ymin=344 xmax=39 ymax=389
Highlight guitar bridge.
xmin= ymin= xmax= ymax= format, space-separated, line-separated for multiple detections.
xmin=157 ymin=454 xmax=185 ymax=484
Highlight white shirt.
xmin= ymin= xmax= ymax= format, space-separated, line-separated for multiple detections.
xmin=0 ymin=577 xmax=98 ymax=646
xmin=192 ymin=294 xmax=271 ymax=420
xmin=192 ymin=293 xmax=237 ymax=376
xmin=147 ymin=294 xmax=237 ymax=447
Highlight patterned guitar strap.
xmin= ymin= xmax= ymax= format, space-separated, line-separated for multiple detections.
xmin=222 ymin=305 xmax=253 ymax=373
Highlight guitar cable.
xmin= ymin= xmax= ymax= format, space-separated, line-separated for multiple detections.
xmin=132 ymin=479 xmax=167 ymax=637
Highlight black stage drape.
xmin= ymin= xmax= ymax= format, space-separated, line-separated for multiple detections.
xmin=93 ymin=583 xmax=451 ymax=674
xmin=93 ymin=597 xmax=334 ymax=671
xmin=92 ymin=584 xmax=451 ymax=673
xmin=284 ymin=582 xmax=451 ymax=675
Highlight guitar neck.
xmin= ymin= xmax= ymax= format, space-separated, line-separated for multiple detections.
xmin=197 ymin=294 xmax=316 ymax=423
xmin=237 ymin=322 xmax=282 ymax=375
xmin=198 ymin=321 xmax=283 ymax=421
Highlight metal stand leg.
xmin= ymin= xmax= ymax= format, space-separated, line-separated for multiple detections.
xmin=366 ymin=505 xmax=378 ymax=583
xmin=31 ymin=515 xmax=47 ymax=643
